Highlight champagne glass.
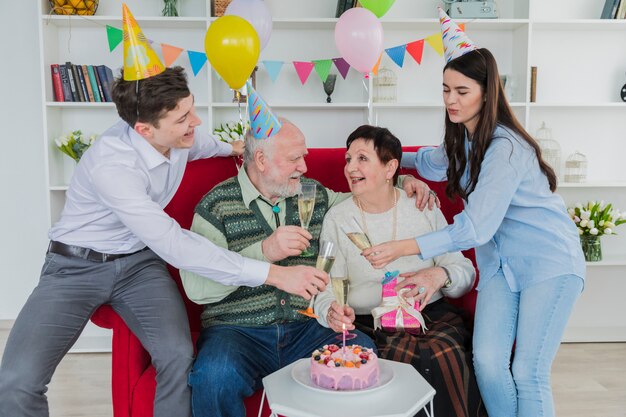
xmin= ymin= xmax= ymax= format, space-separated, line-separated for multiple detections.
xmin=297 ymin=240 xmax=336 ymax=318
xmin=298 ymin=183 xmax=317 ymax=257
xmin=332 ymin=274 xmax=357 ymax=343
xmin=342 ymin=217 xmax=399 ymax=284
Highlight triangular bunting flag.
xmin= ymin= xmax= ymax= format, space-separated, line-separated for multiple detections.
xmin=425 ymin=33 xmax=444 ymax=57
xmin=106 ymin=25 xmax=123 ymax=52
xmin=372 ymin=53 xmax=382 ymax=75
xmin=262 ymin=60 xmax=284 ymax=83
xmin=406 ymin=39 xmax=424 ymax=65
xmin=161 ymin=43 xmax=184 ymax=67
xmin=332 ymin=58 xmax=351 ymax=80
xmin=385 ymin=45 xmax=407 ymax=68
xmin=187 ymin=50 xmax=207 ymax=76
xmin=293 ymin=61 xmax=315 ymax=85
xmin=313 ymin=59 xmax=332 ymax=83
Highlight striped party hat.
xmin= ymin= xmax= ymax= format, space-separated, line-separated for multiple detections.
xmin=438 ymin=7 xmax=478 ymax=63
xmin=246 ymin=81 xmax=282 ymax=139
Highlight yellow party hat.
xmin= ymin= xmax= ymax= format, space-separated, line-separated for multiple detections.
xmin=122 ymin=4 xmax=165 ymax=81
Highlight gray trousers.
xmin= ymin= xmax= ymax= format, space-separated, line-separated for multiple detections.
xmin=0 ymin=248 xmax=194 ymax=417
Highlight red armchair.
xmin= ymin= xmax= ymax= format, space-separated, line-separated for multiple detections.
xmin=91 ymin=147 xmax=478 ymax=417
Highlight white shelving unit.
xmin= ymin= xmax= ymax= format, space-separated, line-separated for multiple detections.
xmin=37 ymin=0 xmax=626 ymax=343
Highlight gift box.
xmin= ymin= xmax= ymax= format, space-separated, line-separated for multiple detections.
xmin=372 ymin=278 xmax=427 ymax=333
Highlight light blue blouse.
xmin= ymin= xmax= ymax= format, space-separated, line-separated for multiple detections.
xmin=401 ymin=125 xmax=585 ymax=292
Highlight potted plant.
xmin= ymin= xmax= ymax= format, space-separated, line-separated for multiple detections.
xmin=568 ymin=201 xmax=626 ymax=261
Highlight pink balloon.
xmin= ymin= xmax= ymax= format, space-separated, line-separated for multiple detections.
xmin=225 ymin=0 xmax=273 ymax=51
xmin=334 ymin=8 xmax=384 ymax=74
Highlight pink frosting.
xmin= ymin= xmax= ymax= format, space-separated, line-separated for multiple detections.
xmin=310 ymin=345 xmax=379 ymax=391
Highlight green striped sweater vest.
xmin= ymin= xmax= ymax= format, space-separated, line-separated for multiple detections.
xmin=195 ymin=176 xmax=329 ymax=327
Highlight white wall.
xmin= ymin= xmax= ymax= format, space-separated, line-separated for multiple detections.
xmin=0 ymin=2 xmax=49 ymax=319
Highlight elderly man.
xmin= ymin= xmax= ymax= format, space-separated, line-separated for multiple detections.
xmin=181 ymin=119 xmax=434 ymax=417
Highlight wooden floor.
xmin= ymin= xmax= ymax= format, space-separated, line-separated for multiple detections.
xmin=1 ymin=323 xmax=625 ymax=417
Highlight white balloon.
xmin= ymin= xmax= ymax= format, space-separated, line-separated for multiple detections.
xmin=225 ymin=0 xmax=273 ymax=51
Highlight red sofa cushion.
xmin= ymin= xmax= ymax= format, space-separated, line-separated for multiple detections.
xmin=91 ymin=147 xmax=477 ymax=417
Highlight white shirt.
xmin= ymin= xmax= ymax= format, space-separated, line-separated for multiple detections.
xmin=49 ymin=119 xmax=269 ymax=287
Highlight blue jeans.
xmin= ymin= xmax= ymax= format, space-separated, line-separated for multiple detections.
xmin=189 ymin=319 xmax=375 ymax=417
xmin=473 ymin=271 xmax=583 ymax=417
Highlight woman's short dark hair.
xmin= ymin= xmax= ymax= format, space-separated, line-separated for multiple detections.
xmin=346 ymin=125 xmax=402 ymax=185
xmin=111 ymin=66 xmax=191 ymax=128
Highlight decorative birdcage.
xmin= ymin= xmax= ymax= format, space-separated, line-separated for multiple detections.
xmin=564 ymin=150 xmax=588 ymax=183
xmin=373 ymin=67 xmax=397 ymax=103
xmin=535 ymin=122 xmax=561 ymax=178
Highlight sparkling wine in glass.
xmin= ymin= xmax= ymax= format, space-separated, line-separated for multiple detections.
xmin=297 ymin=240 xmax=336 ymax=318
xmin=332 ymin=275 xmax=357 ymax=342
xmin=342 ymin=217 xmax=399 ymax=284
xmin=298 ymin=183 xmax=317 ymax=257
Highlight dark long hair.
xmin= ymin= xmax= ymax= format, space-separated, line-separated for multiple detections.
xmin=443 ymin=48 xmax=556 ymax=200
xmin=346 ymin=125 xmax=402 ymax=185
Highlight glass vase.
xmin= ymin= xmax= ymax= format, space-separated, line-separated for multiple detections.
xmin=162 ymin=0 xmax=179 ymax=17
xmin=580 ymin=235 xmax=602 ymax=262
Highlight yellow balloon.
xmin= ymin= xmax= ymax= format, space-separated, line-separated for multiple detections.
xmin=205 ymin=15 xmax=260 ymax=90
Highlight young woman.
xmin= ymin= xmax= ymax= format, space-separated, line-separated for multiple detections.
xmin=362 ymin=48 xmax=585 ymax=417
xmin=316 ymin=125 xmax=486 ymax=417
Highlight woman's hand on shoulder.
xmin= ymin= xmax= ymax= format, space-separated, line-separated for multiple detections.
xmin=361 ymin=239 xmax=419 ymax=269
xmin=400 ymin=176 xmax=440 ymax=211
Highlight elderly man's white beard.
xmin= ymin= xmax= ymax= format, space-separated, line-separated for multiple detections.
xmin=265 ymin=172 xmax=303 ymax=199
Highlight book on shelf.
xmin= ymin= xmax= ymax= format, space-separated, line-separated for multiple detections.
xmin=80 ymin=65 xmax=95 ymax=102
xmin=335 ymin=0 xmax=358 ymax=18
xmin=64 ymin=61 xmax=79 ymax=101
xmin=530 ymin=66 xmax=537 ymax=102
xmin=601 ymin=0 xmax=621 ymax=18
xmin=91 ymin=65 xmax=106 ymax=102
xmin=58 ymin=64 xmax=73 ymax=102
xmin=616 ymin=0 xmax=626 ymax=18
xmin=68 ymin=63 xmax=85 ymax=102
xmin=50 ymin=64 xmax=64 ymax=102
xmin=96 ymin=65 xmax=115 ymax=103
xmin=86 ymin=65 xmax=102 ymax=102
xmin=75 ymin=65 xmax=89 ymax=102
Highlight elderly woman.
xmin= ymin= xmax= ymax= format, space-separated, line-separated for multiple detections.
xmin=315 ymin=125 xmax=486 ymax=417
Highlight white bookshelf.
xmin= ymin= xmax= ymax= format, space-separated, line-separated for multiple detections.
xmin=37 ymin=0 xmax=626 ymax=343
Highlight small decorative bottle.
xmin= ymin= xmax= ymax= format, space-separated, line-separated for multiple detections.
xmin=564 ymin=151 xmax=588 ymax=183
xmin=162 ymin=0 xmax=179 ymax=17
xmin=535 ymin=122 xmax=561 ymax=178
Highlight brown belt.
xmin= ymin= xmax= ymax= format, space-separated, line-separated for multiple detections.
xmin=47 ymin=240 xmax=149 ymax=263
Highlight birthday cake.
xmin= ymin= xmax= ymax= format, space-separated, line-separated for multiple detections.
xmin=309 ymin=344 xmax=379 ymax=391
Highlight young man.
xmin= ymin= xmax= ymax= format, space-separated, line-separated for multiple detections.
xmin=0 ymin=68 xmax=329 ymax=417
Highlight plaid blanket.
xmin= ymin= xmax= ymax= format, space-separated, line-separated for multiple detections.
xmin=355 ymin=299 xmax=487 ymax=417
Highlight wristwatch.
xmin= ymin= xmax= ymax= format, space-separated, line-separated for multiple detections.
xmin=441 ymin=266 xmax=452 ymax=288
